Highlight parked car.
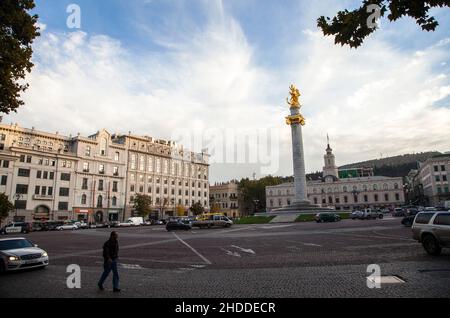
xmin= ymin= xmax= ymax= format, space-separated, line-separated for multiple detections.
xmin=412 ymin=211 xmax=450 ymax=256
xmin=393 ymin=208 xmax=406 ymax=217
xmin=401 ymin=208 xmax=420 ymax=227
xmin=166 ymin=219 xmax=192 ymax=231
xmin=56 ymin=224 xmax=78 ymax=231
xmin=46 ymin=221 xmax=65 ymax=231
xmin=118 ymin=220 xmax=133 ymax=227
xmin=0 ymin=222 xmax=32 ymax=235
xmin=192 ymin=214 xmax=233 ymax=229
xmin=0 ymin=238 xmax=49 ymax=273
xmin=315 ymin=213 xmax=341 ymax=223
xmin=351 ymin=211 xmax=364 ymax=220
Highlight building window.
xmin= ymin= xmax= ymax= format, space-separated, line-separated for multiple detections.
xmin=435 ymin=175 xmax=440 ymax=182
xmin=2 ymin=160 xmax=9 ymax=168
xmin=130 ymin=185 xmax=135 ymax=192
xmin=15 ymin=184 xmax=28 ymax=194
xmin=148 ymin=157 xmax=154 ymax=172
xmin=58 ymin=202 xmax=69 ymax=211
xmin=14 ymin=200 xmax=27 ymax=209
xmin=35 ymin=186 xmax=40 ymax=195
xmin=374 ymin=194 xmax=379 ymax=202
xmin=83 ymin=162 xmax=89 ymax=172
xmin=363 ymin=185 xmax=368 ymax=192
xmin=99 ymin=164 xmax=105 ymax=174
xmin=383 ymin=184 xmax=388 ymax=190
xmin=37 ymin=171 xmax=42 ymax=179
xmin=114 ymin=152 xmax=120 ymax=162
xmin=434 ymin=166 xmax=439 ymax=172
xmin=26 ymin=155 xmax=32 ymax=163
xmin=344 ymin=196 xmax=348 ymax=203
xmin=48 ymin=187 xmax=53 ymax=196
xmin=343 ymin=186 xmax=347 ymax=192
xmin=130 ymin=154 xmax=137 ymax=170
xmin=0 ymin=175 xmax=7 ymax=185
xmin=20 ymin=155 xmax=25 ymax=162
xmin=113 ymin=166 xmax=119 ymax=176
xmin=85 ymin=146 xmax=91 ymax=156
xmin=18 ymin=168 xmax=30 ymax=177
xmin=384 ymin=193 xmax=389 ymax=201
xmin=97 ymin=195 xmax=103 ymax=208
xmin=395 ymin=193 xmax=400 ymax=201
xmin=137 ymin=156 xmax=144 ymax=171
xmin=59 ymin=188 xmax=70 ymax=197
xmin=43 ymin=171 xmax=48 ymax=179
xmin=112 ymin=196 xmax=117 ymax=206
xmin=49 ymin=172 xmax=54 ymax=180
xmin=100 ymin=138 xmax=107 ymax=156
xmin=112 ymin=181 xmax=118 ymax=192
xmin=443 ymin=175 xmax=448 ymax=182
xmin=364 ymin=195 xmax=368 ymax=202
xmin=441 ymin=165 xmax=446 ymax=172
xmin=98 ymin=180 xmax=104 ymax=191
xmin=60 ymin=173 xmax=71 ymax=181
xmin=81 ymin=194 xmax=87 ymax=205
xmin=82 ymin=178 xmax=88 ymax=190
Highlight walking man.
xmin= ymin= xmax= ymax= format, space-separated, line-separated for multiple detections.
xmin=98 ymin=231 xmax=120 ymax=292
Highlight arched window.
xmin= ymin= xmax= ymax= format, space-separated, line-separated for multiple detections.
xmin=363 ymin=185 xmax=368 ymax=192
xmin=343 ymin=186 xmax=347 ymax=192
xmin=394 ymin=183 xmax=399 ymax=190
xmin=353 ymin=186 xmax=358 ymax=191
xmin=97 ymin=195 xmax=103 ymax=208
xmin=81 ymin=194 xmax=87 ymax=205
xmin=383 ymin=183 xmax=388 ymax=190
xmin=373 ymin=184 xmax=378 ymax=190
xmin=112 ymin=196 xmax=117 ymax=206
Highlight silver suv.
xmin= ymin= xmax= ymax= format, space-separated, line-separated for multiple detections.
xmin=412 ymin=212 xmax=450 ymax=255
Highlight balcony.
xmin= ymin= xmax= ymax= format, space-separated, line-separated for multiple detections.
xmin=33 ymin=194 xmax=53 ymax=201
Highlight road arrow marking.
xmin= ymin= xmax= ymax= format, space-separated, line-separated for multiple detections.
xmin=231 ymin=245 xmax=256 ymax=254
xmin=221 ymin=248 xmax=241 ymax=257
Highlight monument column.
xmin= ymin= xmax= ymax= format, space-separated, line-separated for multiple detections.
xmin=285 ymin=85 xmax=310 ymax=205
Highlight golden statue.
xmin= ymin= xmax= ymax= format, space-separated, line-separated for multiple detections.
xmin=286 ymin=84 xmax=301 ymax=108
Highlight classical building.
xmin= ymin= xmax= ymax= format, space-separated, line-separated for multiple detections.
xmin=0 ymin=123 xmax=209 ymax=224
xmin=112 ymin=133 xmax=210 ymax=219
xmin=406 ymin=153 xmax=450 ymax=207
xmin=209 ymin=181 xmax=240 ymax=218
xmin=266 ymin=141 xmax=405 ymax=211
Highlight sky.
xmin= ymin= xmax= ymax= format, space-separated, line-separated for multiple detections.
xmin=4 ymin=0 xmax=450 ymax=183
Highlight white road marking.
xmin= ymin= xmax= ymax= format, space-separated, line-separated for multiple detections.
xmin=120 ymin=263 xmax=144 ymax=270
xmin=190 ymin=265 xmax=207 ymax=268
xmin=301 ymin=243 xmax=322 ymax=247
xmin=231 ymin=245 xmax=256 ymax=254
xmin=221 ymin=248 xmax=241 ymax=257
xmin=260 ymin=224 xmax=295 ymax=230
xmin=172 ymin=232 xmax=212 ymax=265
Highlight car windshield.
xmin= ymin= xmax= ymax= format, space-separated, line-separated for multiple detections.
xmin=0 ymin=239 xmax=34 ymax=251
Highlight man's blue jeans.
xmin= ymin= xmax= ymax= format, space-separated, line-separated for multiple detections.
xmin=98 ymin=259 xmax=119 ymax=290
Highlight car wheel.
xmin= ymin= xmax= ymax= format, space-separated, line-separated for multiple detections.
xmin=379 ymin=214 xmax=384 ymax=219
xmin=422 ymin=235 xmax=442 ymax=256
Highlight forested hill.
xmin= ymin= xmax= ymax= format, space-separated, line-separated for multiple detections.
xmin=339 ymin=151 xmax=442 ymax=178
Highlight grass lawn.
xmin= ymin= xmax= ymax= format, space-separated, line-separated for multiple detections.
xmin=235 ymin=216 xmax=276 ymax=224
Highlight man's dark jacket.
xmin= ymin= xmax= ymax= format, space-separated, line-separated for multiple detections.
xmin=103 ymin=239 xmax=119 ymax=261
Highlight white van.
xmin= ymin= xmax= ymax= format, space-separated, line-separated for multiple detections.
xmin=127 ymin=217 xmax=144 ymax=226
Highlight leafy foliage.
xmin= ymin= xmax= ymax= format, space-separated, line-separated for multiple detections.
xmin=132 ymin=194 xmax=153 ymax=218
xmin=318 ymin=0 xmax=449 ymax=48
xmin=189 ymin=202 xmax=205 ymax=216
xmin=0 ymin=193 xmax=15 ymax=225
xmin=0 ymin=0 xmax=40 ymax=114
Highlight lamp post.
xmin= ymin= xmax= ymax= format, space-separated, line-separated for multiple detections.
xmin=14 ymin=193 xmax=23 ymax=221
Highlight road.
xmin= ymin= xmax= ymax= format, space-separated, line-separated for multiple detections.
xmin=1 ymin=217 xmax=450 ymax=298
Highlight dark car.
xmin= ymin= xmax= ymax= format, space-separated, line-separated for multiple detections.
xmin=401 ymin=209 xmax=420 ymax=227
xmin=166 ymin=219 xmax=192 ymax=232
xmin=315 ymin=213 xmax=341 ymax=223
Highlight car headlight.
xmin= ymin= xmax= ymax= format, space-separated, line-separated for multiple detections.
xmin=42 ymin=252 xmax=48 ymax=257
xmin=8 ymin=256 xmax=19 ymax=261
